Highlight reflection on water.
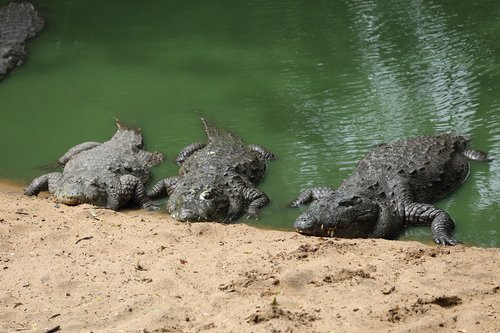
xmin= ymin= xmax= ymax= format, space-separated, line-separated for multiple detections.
xmin=0 ymin=0 xmax=498 ymax=246
xmin=473 ymin=104 xmax=500 ymax=248
xmin=348 ymin=0 xmax=481 ymax=134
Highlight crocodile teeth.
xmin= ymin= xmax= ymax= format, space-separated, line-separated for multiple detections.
xmin=321 ymin=224 xmax=324 ymax=230
xmin=329 ymin=230 xmax=335 ymax=237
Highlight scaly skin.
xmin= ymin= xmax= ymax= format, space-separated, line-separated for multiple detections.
xmin=148 ymin=117 xmax=275 ymax=222
xmin=291 ymin=134 xmax=488 ymax=245
xmin=0 ymin=2 xmax=44 ymax=81
xmin=25 ymin=121 xmax=164 ymax=210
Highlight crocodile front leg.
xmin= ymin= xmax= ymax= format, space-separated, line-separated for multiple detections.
xmin=147 ymin=176 xmax=179 ymax=199
xmin=24 ymin=172 xmax=62 ymax=196
xmin=176 ymin=143 xmax=206 ymax=165
xmin=58 ymin=142 xmax=101 ymax=165
xmin=403 ymin=202 xmax=458 ymax=245
xmin=290 ymin=187 xmax=336 ymax=207
xmin=248 ymin=144 xmax=276 ymax=160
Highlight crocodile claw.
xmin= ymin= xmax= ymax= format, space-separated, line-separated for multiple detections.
xmin=433 ymin=236 xmax=459 ymax=246
xmin=246 ymin=211 xmax=259 ymax=220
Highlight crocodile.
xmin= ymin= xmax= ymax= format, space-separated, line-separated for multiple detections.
xmin=25 ymin=121 xmax=164 ymax=210
xmin=291 ymin=134 xmax=488 ymax=245
xmin=147 ymin=117 xmax=275 ymax=222
xmin=0 ymin=2 xmax=44 ymax=81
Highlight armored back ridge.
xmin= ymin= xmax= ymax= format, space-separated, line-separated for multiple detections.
xmin=148 ymin=117 xmax=275 ymax=222
xmin=291 ymin=134 xmax=488 ymax=245
xmin=0 ymin=2 xmax=44 ymax=81
xmin=25 ymin=121 xmax=164 ymax=210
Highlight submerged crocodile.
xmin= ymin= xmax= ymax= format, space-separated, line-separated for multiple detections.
xmin=147 ymin=117 xmax=275 ymax=222
xmin=291 ymin=134 xmax=488 ymax=245
xmin=25 ymin=121 xmax=164 ymax=210
xmin=0 ymin=2 xmax=44 ymax=81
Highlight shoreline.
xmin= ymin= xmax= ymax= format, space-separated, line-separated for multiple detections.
xmin=0 ymin=178 xmax=28 ymax=193
xmin=4 ymin=179 xmax=495 ymax=248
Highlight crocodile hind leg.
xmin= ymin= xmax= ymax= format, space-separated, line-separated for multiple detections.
xmin=147 ymin=176 xmax=179 ymax=199
xmin=248 ymin=144 xmax=276 ymax=160
xmin=24 ymin=172 xmax=62 ymax=196
xmin=290 ymin=187 xmax=336 ymax=207
xmin=403 ymin=202 xmax=458 ymax=245
xmin=58 ymin=142 xmax=102 ymax=165
xmin=463 ymin=149 xmax=488 ymax=161
xmin=176 ymin=143 xmax=206 ymax=165
xmin=241 ymin=187 xmax=270 ymax=218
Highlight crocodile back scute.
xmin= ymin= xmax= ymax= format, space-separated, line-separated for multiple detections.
xmin=342 ymin=134 xmax=470 ymax=203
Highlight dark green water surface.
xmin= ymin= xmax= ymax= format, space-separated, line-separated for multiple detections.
xmin=1 ymin=0 xmax=498 ymax=247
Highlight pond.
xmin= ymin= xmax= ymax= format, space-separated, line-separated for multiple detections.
xmin=0 ymin=0 xmax=498 ymax=247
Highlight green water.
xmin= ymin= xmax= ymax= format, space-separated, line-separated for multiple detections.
xmin=0 ymin=0 xmax=498 ymax=247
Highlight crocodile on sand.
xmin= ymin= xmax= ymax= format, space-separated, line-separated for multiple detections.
xmin=291 ymin=134 xmax=488 ymax=245
xmin=25 ymin=121 xmax=164 ymax=210
xmin=147 ymin=117 xmax=275 ymax=222
xmin=0 ymin=2 xmax=44 ymax=81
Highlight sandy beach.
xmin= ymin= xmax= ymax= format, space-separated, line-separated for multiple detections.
xmin=0 ymin=183 xmax=498 ymax=333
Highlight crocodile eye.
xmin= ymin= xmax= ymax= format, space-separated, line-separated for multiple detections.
xmin=339 ymin=196 xmax=362 ymax=207
xmin=199 ymin=189 xmax=214 ymax=200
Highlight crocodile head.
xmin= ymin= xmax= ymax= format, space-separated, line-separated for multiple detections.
xmin=294 ymin=192 xmax=380 ymax=238
xmin=54 ymin=177 xmax=108 ymax=207
xmin=167 ymin=184 xmax=230 ymax=222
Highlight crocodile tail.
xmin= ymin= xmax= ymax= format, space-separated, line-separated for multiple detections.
xmin=201 ymin=116 xmax=241 ymax=143
xmin=114 ymin=118 xmax=142 ymax=133
xmin=113 ymin=118 xmax=144 ymax=148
